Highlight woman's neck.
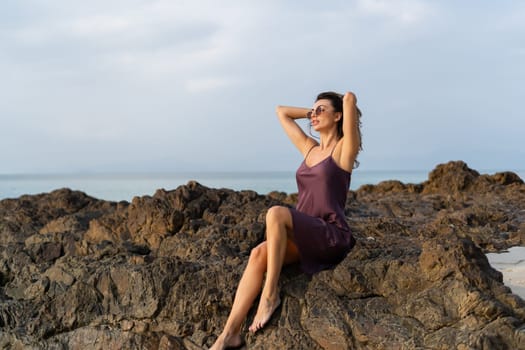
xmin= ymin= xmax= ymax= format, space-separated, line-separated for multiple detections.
xmin=318 ymin=130 xmax=339 ymax=151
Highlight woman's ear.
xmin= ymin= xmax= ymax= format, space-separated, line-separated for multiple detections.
xmin=335 ymin=112 xmax=342 ymax=122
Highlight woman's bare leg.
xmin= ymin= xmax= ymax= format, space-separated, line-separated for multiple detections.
xmin=210 ymin=243 xmax=266 ymax=349
xmin=249 ymin=206 xmax=295 ymax=333
xmin=210 ymin=233 xmax=299 ymax=349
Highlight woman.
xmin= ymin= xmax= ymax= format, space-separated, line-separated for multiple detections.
xmin=210 ymin=91 xmax=362 ymax=349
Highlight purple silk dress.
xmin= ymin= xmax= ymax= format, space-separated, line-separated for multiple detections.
xmin=289 ymin=149 xmax=356 ymax=274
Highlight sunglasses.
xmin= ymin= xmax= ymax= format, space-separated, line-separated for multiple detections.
xmin=306 ymin=105 xmax=328 ymax=119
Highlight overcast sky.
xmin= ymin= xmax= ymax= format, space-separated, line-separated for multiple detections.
xmin=1 ymin=0 xmax=524 ymax=174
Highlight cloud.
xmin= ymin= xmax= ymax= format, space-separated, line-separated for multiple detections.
xmin=356 ymin=0 xmax=435 ymax=23
xmin=185 ymin=77 xmax=240 ymax=93
xmin=5 ymin=1 xmax=248 ymax=77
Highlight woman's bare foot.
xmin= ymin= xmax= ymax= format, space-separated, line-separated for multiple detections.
xmin=209 ymin=331 xmax=244 ymax=350
xmin=248 ymin=295 xmax=281 ymax=333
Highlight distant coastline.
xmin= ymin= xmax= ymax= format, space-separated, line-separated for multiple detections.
xmin=1 ymin=169 xmax=524 ymax=202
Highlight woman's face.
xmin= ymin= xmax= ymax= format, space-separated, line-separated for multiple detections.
xmin=308 ymin=99 xmax=340 ymax=132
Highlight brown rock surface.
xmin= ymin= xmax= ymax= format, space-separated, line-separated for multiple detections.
xmin=0 ymin=161 xmax=524 ymax=349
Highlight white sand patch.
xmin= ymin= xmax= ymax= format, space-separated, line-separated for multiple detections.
xmin=486 ymin=246 xmax=525 ymax=299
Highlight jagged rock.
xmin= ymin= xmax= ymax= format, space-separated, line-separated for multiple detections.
xmin=422 ymin=160 xmax=481 ymax=194
xmin=0 ymin=161 xmax=524 ymax=349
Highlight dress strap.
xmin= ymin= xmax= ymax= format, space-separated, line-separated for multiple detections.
xmin=304 ymin=144 xmax=317 ymax=161
xmin=330 ymin=143 xmax=338 ymax=156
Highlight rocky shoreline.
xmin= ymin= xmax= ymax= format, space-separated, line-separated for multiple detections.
xmin=1 ymin=160 xmax=524 ymax=349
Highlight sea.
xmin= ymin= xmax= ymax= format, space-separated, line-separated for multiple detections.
xmin=1 ymin=169 xmax=524 ymax=202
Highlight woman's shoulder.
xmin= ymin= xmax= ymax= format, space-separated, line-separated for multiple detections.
xmin=302 ymin=138 xmax=318 ymax=157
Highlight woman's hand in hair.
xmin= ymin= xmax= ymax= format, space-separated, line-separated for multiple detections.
xmin=343 ymin=92 xmax=356 ymax=104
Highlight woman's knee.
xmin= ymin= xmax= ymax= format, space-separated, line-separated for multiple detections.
xmin=266 ymin=206 xmax=291 ymax=226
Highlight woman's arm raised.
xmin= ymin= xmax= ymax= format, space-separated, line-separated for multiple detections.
xmin=338 ymin=92 xmax=361 ymax=172
xmin=276 ymin=105 xmax=317 ymax=156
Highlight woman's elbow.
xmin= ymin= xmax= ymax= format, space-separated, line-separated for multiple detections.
xmin=275 ymin=105 xmax=285 ymax=117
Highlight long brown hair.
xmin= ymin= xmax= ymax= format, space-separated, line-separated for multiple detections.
xmin=311 ymin=91 xmax=363 ymax=168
